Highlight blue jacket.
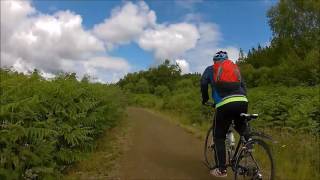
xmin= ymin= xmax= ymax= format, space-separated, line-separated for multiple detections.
xmin=200 ymin=65 xmax=247 ymax=105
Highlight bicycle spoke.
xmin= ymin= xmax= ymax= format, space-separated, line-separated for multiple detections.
xmin=249 ymin=152 xmax=260 ymax=171
xmin=235 ymin=139 xmax=274 ymax=180
xmin=252 ymin=143 xmax=272 ymax=179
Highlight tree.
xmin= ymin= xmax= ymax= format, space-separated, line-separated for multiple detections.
xmin=257 ymin=44 xmax=262 ymax=52
xmin=267 ymin=0 xmax=320 ymax=55
xmin=237 ymin=0 xmax=320 ymax=87
xmin=144 ymin=60 xmax=181 ymax=90
xmin=135 ymin=78 xmax=150 ymax=94
xmin=238 ymin=48 xmax=245 ymax=62
xmin=154 ymin=85 xmax=170 ymax=97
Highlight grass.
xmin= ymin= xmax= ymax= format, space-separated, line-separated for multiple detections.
xmin=63 ymin=114 xmax=132 ymax=180
xmin=146 ymin=108 xmax=320 ymax=180
xmin=270 ymin=131 xmax=319 ymax=180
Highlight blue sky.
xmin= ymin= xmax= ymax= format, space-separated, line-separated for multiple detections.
xmin=1 ymin=0 xmax=277 ymax=82
xmin=33 ymin=0 xmax=276 ymax=50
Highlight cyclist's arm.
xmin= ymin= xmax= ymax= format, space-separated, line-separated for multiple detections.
xmin=200 ymin=67 xmax=210 ymax=104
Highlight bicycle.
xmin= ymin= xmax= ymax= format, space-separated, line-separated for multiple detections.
xmin=203 ymin=102 xmax=275 ymax=180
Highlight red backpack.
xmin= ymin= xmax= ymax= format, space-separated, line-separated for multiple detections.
xmin=213 ymin=60 xmax=241 ymax=84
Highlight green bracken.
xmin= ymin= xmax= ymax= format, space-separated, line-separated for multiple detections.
xmin=0 ymin=69 xmax=126 ymax=179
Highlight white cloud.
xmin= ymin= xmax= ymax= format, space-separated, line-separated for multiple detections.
xmin=182 ymin=22 xmax=239 ymax=73
xmin=1 ymin=0 xmax=241 ymax=81
xmin=1 ymin=0 xmax=35 ymax=36
xmin=138 ymin=23 xmax=200 ymax=61
xmin=1 ymin=1 xmax=105 ymax=71
xmin=12 ymin=59 xmax=34 ymax=74
xmin=134 ymin=12 xmax=239 ymax=72
xmin=82 ymin=56 xmax=130 ymax=83
xmin=85 ymin=56 xmax=130 ymax=72
xmin=197 ymin=23 xmax=221 ymax=45
xmin=1 ymin=0 xmax=131 ymax=82
xmin=93 ymin=1 xmax=201 ymax=64
xmin=93 ymin=1 xmax=156 ymax=49
xmin=175 ymin=59 xmax=190 ymax=74
xmin=41 ymin=71 xmax=55 ymax=79
xmin=92 ymin=1 xmax=200 ymax=63
xmin=1 ymin=0 xmax=35 ymax=56
xmin=218 ymin=47 xmax=240 ymax=63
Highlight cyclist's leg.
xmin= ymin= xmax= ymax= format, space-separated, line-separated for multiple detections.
xmin=213 ymin=105 xmax=232 ymax=171
xmin=232 ymin=101 xmax=250 ymax=140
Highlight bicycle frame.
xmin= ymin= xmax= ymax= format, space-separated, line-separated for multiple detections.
xmin=226 ymin=124 xmax=275 ymax=178
xmin=203 ymin=103 xmax=275 ymax=179
xmin=226 ymin=124 xmax=247 ymax=170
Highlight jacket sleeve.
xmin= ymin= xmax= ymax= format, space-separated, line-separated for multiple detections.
xmin=200 ymin=67 xmax=210 ymax=102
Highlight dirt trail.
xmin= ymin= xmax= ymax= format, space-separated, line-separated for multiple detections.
xmin=119 ymin=108 xmax=225 ymax=180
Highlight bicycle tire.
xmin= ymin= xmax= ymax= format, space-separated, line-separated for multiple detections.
xmin=204 ymin=126 xmax=215 ymax=169
xmin=234 ymin=139 xmax=275 ymax=180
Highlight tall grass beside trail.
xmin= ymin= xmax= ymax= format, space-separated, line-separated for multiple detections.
xmin=129 ymin=85 xmax=320 ymax=134
xmin=0 ymin=69 xmax=126 ymax=179
xmin=247 ymin=86 xmax=320 ymax=133
xmin=269 ymin=130 xmax=319 ymax=180
xmin=127 ymin=84 xmax=320 ymax=180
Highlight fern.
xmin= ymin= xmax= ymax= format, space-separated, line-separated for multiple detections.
xmin=0 ymin=68 xmax=126 ymax=179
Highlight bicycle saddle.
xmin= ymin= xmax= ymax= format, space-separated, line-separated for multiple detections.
xmin=240 ymin=113 xmax=259 ymax=120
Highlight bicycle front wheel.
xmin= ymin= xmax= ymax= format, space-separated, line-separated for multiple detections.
xmin=234 ymin=139 xmax=274 ymax=180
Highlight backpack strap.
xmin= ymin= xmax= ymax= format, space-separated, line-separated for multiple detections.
xmin=234 ymin=66 xmax=241 ymax=81
xmin=216 ymin=65 xmax=223 ymax=81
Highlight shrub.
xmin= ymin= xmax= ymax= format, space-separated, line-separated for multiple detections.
xmin=154 ymin=85 xmax=170 ymax=97
xmin=0 ymin=69 xmax=126 ymax=179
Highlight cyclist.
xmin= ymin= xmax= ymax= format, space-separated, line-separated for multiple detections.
xmin=201 ymin=51 xmax=249 ymax=177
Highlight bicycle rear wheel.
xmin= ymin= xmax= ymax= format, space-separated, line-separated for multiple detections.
xmin=204 ymin=126 xmax=215 ymax=169
xmin=234 ymin=139 xmax=274 ymax=180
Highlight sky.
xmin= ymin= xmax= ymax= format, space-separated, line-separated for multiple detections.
xmin=1 ymin=0 xmax=277 ymax=82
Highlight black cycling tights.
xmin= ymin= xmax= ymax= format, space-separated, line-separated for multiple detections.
xmin=213 ymin=101 xmax=249 ymax=170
